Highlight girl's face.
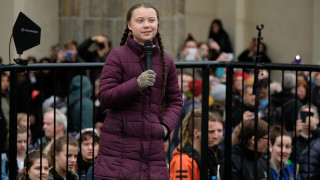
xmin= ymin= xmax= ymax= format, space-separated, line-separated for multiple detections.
xmin=55 ymin=144 xmax=78 ymax=172
xmin=17 ymin=133 xmax=28 ymax=154
xmin=27 ymin=158 xmax=49 ymax=180
xmin=271 ymin=136 xmax=292 ymax=164
xmin=128 ymin=7 xmax=158 ymax=44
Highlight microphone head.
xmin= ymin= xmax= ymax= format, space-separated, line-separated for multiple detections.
xmin=144 ymin=40 xmax=153 ymax=51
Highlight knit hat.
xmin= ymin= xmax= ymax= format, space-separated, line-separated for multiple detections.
xmin=210 ymin=84 xmax=226 ymax=102
xmin=234 ymin=72 xmax=248 ymax=81
xmin=188 ymin=80 xmax=202 ymax=97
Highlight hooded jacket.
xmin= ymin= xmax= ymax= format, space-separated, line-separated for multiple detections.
xmin=94 ymin=36 xmax=182 ymax=180
xmin=68 ymin=75 xmax=93 ymax=131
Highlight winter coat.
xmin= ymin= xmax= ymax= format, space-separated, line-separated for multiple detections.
xmin=68 ymin=75 xmax=93 ymax=131
xmin=94 ymin=36 xmax=182 ymax=180
xmin=48 ymin=168 xmax=79 ymax=180
xmin=230 ymin=144 xmax=274 ymax=180
xmin=299 ymin=137 xmax=320 ymax=179
xmin=270 ymin=160 xmax=300 ymax=180
xmin=170 ymin=144 xmax=200 ymax=180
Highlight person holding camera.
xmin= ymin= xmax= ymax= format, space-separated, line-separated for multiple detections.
xmin=78 ymin=35 xmax=112 ymax=63
xmin=290 ymin=104 xmax=320 ymax=162
xmin=78 ymin=35 xmax=112 ymax=81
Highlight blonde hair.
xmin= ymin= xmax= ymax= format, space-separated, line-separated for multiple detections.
xmin=45 ymin=135 xmax=78 ymax=167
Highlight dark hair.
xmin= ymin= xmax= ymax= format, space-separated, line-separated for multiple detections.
xmin=269 ymin=125 xmax=292 ymax=145
xmin=238 ymin=119 xmax=268 ymax=148
xmin=39 ymin=57 xmax=52 ymax=63
xmin=208 ymin=19 xmax=224 ymax=38
xmin=120 ymin=2 xmax=167 ymax=98
xmin=184 ymin=33 xmax=196 ymax=46
xmin=22 ymin=150 xmax=48 ymax=177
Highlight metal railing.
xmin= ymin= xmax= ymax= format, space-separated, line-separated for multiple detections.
xmin=1 ymin=61 xmax=319 ymax=179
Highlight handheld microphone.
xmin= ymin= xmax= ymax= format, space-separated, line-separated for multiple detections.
xmin=144 ymin=40 xmax=153 ymax=70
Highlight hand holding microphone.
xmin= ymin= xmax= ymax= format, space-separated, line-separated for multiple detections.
xmin=137 ymin=70 xmax=156 ymax=90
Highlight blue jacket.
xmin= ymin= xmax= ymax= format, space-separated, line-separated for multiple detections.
xmin=271 ymin=160 xmax=300 ymax=180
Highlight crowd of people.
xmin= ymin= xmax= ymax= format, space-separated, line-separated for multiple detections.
xmin=0 ymin=2 xmax=319 ymax=180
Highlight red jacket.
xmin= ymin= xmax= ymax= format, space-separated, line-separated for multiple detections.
xmin=95 ymin=36 xmax=182 ymax=180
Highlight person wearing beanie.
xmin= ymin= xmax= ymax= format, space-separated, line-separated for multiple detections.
xmin=180 ymin=80 xmax=202 ymax=120
xmin=210 ymin=84 xmax=226 ymax=118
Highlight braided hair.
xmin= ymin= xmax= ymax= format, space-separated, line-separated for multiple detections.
xmin=120 ymin=2 xmax=167 ymax=98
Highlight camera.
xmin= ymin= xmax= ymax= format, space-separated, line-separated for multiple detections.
xmin=97 ymin=42 xmax=105 ymax=49
xmin=300 ymin=111 xmax=314 ymax=123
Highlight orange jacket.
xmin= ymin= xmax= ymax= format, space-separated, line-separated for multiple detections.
xmin=170 ymin=147 xmax=200 ymax=180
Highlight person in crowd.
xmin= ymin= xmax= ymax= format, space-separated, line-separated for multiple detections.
xmin=54 ymin=40 xmax=85 ymax=99
xmin=238 ymin=38 xmax=271 ymax=63
xmin=299 ymin=136 xmax=320 ymax=179
xmin=68 ymin=75 xmax=93 ymax=132
xmin=177 ymin=70 xmax=193 ymax=101
xmin=179 ymin=33 xmax=201 ymax=61
xmin=207 ymin=38 xmax=233 ymax=61
xmin=46 ymin=135 xmax=78 ymax=180
xmin=210 ymin=83 xmax=226 ymax=118
xmin=311 ymin=72 xmax=320 ymax=114
xmin=170 ymin=109 xmax=216 ymax=180
xmin=18 ymin=150 xmax=49 ymax=180
xmin=0 ymin=109 xmax=7 ymax=153
xmin=37 ymin=108 xmax=67 ymax=149
xmin=78 ymin=35 xmax=111 ymax=63
xmin=56 ymin=40 xmax=80 ymax=63
xmin=290 ymin=104 xmax=320 ymax=162
xmin=17 ymin=125 xmax=29 ymax=176
xmin=94 ymin=2 xmax=182 ymax=179
xmin=208 ymin=111 xmax=225 ymax=178
xmin=2 ymin=125 xmax=29 ymax=179
xmin=77 ymin=35 xmax=112 ymax=81
xmin=233 ymin=85 xmax=256 ymax=128
xmin=49 ymin=44 xmax=60 ymax=62
xmin=232 ymin=72 xmax=248 ymax=109
xmin=296 ymin=79 xmax=308 ymax=105
xmin=269 ymin=125 xmax=300 ymax=180
xmin=197 ymin=42 xmax=210 ymax=60
xmin=229 ymin=118 xmax=272 ymax=180
xmin=267 ymin=72 xmax=303 ymax=131
xmin=182 ymin=79 xmax=202 ymax=120
xmin=34 ymin=57 xmax=54 ymax=100
xmin=75 ymin=128 xmax=100 ymax=179
xmin=27 ymin=56 xmax=38 ymax=86
xmin=1 ymin=72 xmax=10 ymax=124
xmin=208 ymin=18 xmax=233 ymax=53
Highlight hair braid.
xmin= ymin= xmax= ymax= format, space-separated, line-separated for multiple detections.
xmin=120 ymin=27 xmax=130 ymax=46
xmin=179 ymin=109 xmax=202 ymax=149
xmin=156 ymin=32 xmax=167 ymax=98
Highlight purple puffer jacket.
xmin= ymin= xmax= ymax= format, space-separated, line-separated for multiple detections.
xmin=95 ymin=36 xmax=182 ymax=180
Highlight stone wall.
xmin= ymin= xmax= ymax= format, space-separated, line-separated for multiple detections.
xmin=59 ymin=0 xmax=186 ymax=60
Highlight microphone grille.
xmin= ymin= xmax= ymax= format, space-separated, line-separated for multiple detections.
xmin=144 ymin=40 xmax=153 ymax=47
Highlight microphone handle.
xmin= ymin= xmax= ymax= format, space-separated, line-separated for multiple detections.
xmin=146 ymin=51 xmax=152 ymax=70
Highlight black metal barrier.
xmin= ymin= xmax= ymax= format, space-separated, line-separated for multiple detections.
xmin=1 ymin=61 xmax=319 ymax=179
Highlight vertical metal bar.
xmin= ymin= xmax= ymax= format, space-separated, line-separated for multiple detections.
xmin=224 ymin=65 xmax=234 ymax=180
xmin=307 ymin=71 xmax=312 ymax=180
xmin=200 ymin=65 xmax=209 ymax=180
xmin=191 ymin=68 xmax=195 ymax=180
xmin=9 ymin=70 xmax=18 ymax=180
xmin=294 ymin=70 xmax=298 ymax=180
